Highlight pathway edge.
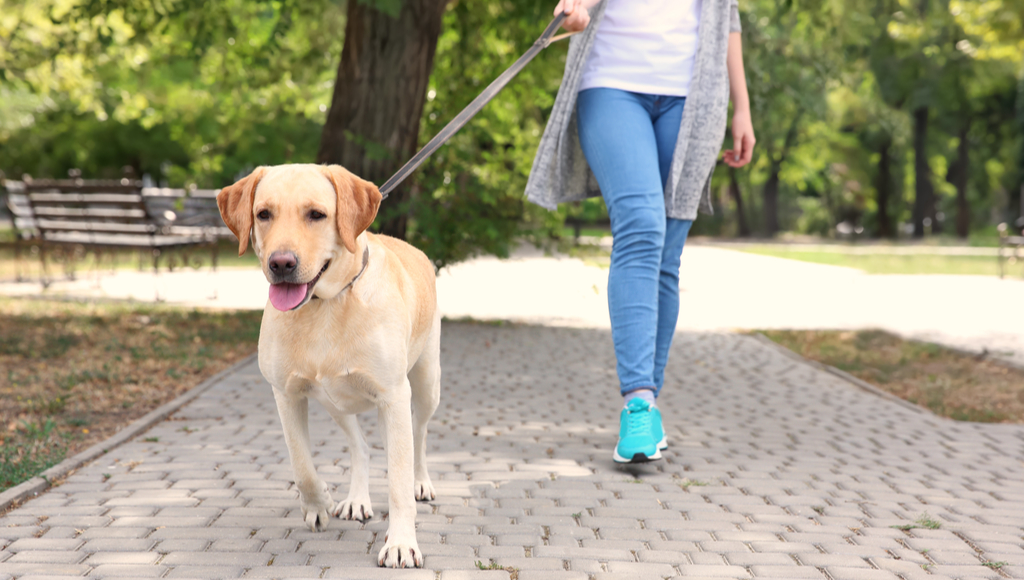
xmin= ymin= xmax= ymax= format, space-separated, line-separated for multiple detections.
xmin=0 ymin=352 xmax=259 ymax=513
xmin=748 ymin=332 xmax=941 ymax=419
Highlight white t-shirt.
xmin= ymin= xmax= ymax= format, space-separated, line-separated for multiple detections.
xmin=579 ymin=0 xmax=703 ymax=97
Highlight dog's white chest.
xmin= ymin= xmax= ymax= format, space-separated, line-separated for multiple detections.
xmin=275 ymin=367 xmax=377 ymax=417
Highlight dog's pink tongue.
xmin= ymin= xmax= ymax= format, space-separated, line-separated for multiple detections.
xmin=269 ymin=283 xmax=308 ymax=311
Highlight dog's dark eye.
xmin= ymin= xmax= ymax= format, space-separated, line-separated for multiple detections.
xmin=257 ymin=209 xmax=271 ymax=221
xmin=309 ymin=210 xmax=326 ymax=221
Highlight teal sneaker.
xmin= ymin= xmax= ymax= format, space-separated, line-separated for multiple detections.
xmin=613 ymin=399 xmax=662 ymax=463
xmin=651 ymin=405 xmax=667 ymax=451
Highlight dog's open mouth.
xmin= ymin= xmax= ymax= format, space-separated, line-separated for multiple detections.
xmin=268 ymin=260 xmax=330 ymax=312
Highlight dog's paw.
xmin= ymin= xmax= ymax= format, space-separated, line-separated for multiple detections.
xmin=377 ymin=538 xmax=422 ymax=568
xmin=333 ymin=496 xmax=373 ymax=521
xmin=299 ymin=480 xmax=334 ymax=532
xmin=303 ymin=506 xmax=331 ymax=532
xmin=414 ymin=478 xmax=435 ymax=502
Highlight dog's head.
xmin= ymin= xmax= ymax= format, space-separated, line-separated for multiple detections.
xmin=217 ymin=164 xmax=382 ymax=311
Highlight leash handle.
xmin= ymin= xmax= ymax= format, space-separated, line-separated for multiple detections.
xmin=379 ymin=12 xmax=569 ymax=199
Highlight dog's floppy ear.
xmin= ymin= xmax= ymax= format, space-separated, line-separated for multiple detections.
xmin=217 ymin=167 xmax=266 ymax=256
xmin=321 ymin=164 xmax=382 ymax=254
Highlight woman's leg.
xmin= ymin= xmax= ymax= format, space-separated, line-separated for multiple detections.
xmin=650 ymin=96 xmax=693 ymax=395
xmin=577 ymin=88 xmax=664 ymax=398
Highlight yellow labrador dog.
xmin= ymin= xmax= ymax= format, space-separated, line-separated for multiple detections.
xmin=217 ymin=164 xmax=440 ymax=568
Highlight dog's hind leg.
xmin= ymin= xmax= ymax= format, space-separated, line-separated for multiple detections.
xmin=408 ymin=313 xmax=441 ymax=502
xmin=272 ymin=387 xmax=333 ymax=532
xmin=328 ymin=413 xmax=374 ymax=521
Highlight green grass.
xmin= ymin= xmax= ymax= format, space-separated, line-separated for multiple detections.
xmin=560 ymin=226 xmax=611 ymax=240
xmin=736 ymin=246 xmax=999 ymax=275
xmin=1 ymin=297 xmax=261 ymax=493
xmin=679 ymin=478 xmax=711 ymax=489
xmin=0 ymin=418 xmax=67 ymax=490
xmin=760 ymin=329 xmax=1024 ymax=424
xmin=891 ymin=513 xmax=942 ymax=531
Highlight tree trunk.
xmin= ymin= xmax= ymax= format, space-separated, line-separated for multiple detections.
xmin=317 ymin=0 xmax=449 ymax=240
xmin=912 ymin=106 xmax=933 ymax=238
xmin=728 ymin=168 xmax=750 ymax=237
xmin=954 ymin=121 xmax=970 ymax=238
xmin=760 ymin=113 xmax=802 ymax=238
xmin=875 ymin=137 xmax=893 ymax=238
xmin=763 ymin=166 xmax=781 ymax=237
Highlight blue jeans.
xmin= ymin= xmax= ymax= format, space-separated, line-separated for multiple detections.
xmin=577 ymin=88 xmax=693 ymax=398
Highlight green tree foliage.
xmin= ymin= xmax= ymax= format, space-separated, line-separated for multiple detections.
xmin=715 ymin=0 xmax=1022 ymax=239
xmin=1 ymin=0 xmax=1022 ymax=258
xmin=0 ymin=0 xmax=343 ymax=183
xmin=405 ymin=0 xmax=574 ymax=267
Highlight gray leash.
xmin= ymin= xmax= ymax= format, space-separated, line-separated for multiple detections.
xmin=379 ymin=12 xmax=574 ymax=198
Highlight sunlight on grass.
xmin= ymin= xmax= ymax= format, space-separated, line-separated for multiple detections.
xmin=0 ymin=240 xmax=259 ymax=282
xmin=737 ymin=247 xmax=999 ymax=275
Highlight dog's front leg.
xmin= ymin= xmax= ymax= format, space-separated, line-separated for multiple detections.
xmin=377 ymin=382 xmax=421 ymax=568
xmin=273 ymin=387 xmax=334 ymax=532
xmin=329 ymin=413 xmax=373 ymax=521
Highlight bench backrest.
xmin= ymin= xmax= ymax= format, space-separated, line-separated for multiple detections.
xmin=179 ymin=189 xmax=222 ymax=227
xmin=4 ymin=182 xmax=37 ymax=238
xmin=23 ymin=179 xmax=158 ymax=239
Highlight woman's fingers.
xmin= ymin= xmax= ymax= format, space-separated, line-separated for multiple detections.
xmin=555 ymin=0 xmax=589 ymax=31
xmin=739 ymin=132 xmax=755 ymax=166
xmin=724 ymin=122 xmax=755 ymax=168
xmin=723 ymin=148 xmax=741 ymax=168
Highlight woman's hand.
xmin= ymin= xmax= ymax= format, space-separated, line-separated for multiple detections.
xmin=554 ymin=0 xmax=591 ymax=32
xmin=724 ymin=108 xmax=755 ymax=168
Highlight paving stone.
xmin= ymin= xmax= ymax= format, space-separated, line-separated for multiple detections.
xmin=160 ymin=552 xmax=273 ymax=566
xmin=243 ymin=566 xmax=323 ymax=578
xmin=0 ymin=327 xmax=1020 ymax=580
xmin=5 ymin=551 xmax=87 ymax=564
xmin=321 ymin=570 xmax=433 ymax=579
xmin=84 ymin=551 xmax=162 ymax=565
xmin=163 ymin=565 xmax=247 ymax=578
xmin=604 ymin=561 xmax=678 ymax=576
xmin=84 ymin=564 xmax=169 ymax=577
xmin=749 ymin=565 xmax=827 ymax=578
xmin=516 ymin=573 xmax=588 ymax=580
xmin=438 ymin=572 xmax=510 ymax=580
xmin=674 ymin=564 xmax=752 ymax=578
xmin=826 ymin=567 xmax=901 ymax=580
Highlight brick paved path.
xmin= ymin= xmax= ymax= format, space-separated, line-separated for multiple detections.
xmin=2 ymin=324 xmax=1023 ymax=580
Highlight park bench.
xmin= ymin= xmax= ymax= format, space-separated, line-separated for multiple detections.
xmin=4 ymin=180 xmax=36 ymax=281
xmin=997 ymin=222 xmax=1024 ymax=279
xmin=12 ymin=176 xmax=219 ymax=285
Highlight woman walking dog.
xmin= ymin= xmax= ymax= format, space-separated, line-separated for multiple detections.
xmin=526 ymin=0 xmax=755 ymax=463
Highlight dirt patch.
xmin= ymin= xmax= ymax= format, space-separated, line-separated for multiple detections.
xmin=0 ymin=297 xmax=261 ymax=491
xmin=760 ymin=329 xmax=1024 ymax=423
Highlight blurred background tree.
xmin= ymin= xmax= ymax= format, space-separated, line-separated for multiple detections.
xmin=1 ymin=0 xmax=1022 ymax=266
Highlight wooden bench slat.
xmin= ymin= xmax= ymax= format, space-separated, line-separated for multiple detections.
xmin=32 ymin=207 xmax=148 ymax=219
xmin=36 ymin=219 xmax=155 ymax=234
xmin=42 ymin=232 xmax=208 ymax=247
xmin=29 ymin=193 xmax=143 ymax=204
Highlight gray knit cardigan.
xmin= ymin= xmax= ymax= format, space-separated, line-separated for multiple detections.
xmin=525 ymin=0 xmax=742 ymax=219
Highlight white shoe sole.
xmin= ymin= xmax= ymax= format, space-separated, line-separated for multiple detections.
xmin=657 ymin=436 xmax=667 ymax=451
xmin=613 ymin=446 xmax=663 ymax=464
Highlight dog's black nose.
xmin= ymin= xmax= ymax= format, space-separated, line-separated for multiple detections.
xmin=268 ymin=251 xmax=298 ymax=276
